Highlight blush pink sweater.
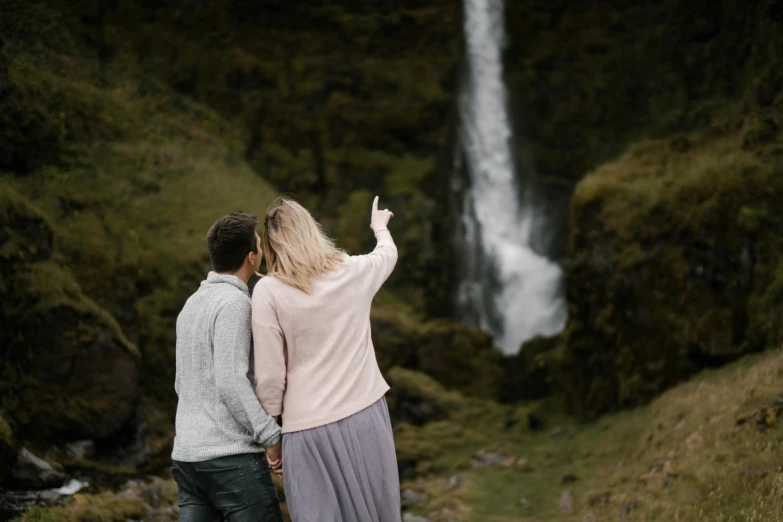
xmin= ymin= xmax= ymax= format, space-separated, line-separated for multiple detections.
xmin=250 ymin=230 xmax=398 ymax=434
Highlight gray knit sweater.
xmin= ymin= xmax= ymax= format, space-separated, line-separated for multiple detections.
xmin=172 ymin=272 xmax=282 ymax=462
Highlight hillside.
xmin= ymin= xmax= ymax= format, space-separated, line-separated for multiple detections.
xmin=13 ymin=345 xmax=783 ymax=522
xmin=2 ymin=0 xmax=783 ymax=520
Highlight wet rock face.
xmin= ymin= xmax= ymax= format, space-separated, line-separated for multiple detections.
xmin=0 ymin=186 xmax=141 ymax=443
xmin=9 ymin=448 xmax=66 ymax=489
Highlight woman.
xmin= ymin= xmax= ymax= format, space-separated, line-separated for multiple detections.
xmin=251 ymin=196 xmax=400 ymax=522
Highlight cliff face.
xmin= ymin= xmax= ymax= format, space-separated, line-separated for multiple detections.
xmin=504 ymin=0 xmax=783 ymax=259
xmin=0 ymin=0 xmax=468 ymax=477
xmin=2 ymin=0 xmax=783 ymax=482
xmin=501 ymin=0 xmax=783 ymax=416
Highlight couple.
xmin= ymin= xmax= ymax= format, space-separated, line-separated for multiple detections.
xmin=171 ymin=197 xmax=401 ymax=522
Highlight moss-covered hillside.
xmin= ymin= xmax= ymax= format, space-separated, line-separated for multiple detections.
xmin=0 ymin=0 xmax=474 ymax=481
xmin=505 ymin=0 xmax=783 ymax=258
xmin=562 ymin=106 xmax=783 ymax=417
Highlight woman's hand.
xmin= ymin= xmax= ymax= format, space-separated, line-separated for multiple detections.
xmin=266 ymin=441 xmax=283 ymax=479
xmin=370 ymin=196 xmax=394 ymax=233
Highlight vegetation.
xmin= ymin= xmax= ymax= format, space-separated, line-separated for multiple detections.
xmin=2 ymin=0 xmax=783 ymax=520
xmin=562 ymin=106 xmax=783 ymax=416
xmin=393 ymin=347 xmax=783 ymax=522
xmin=504 ymin=0 xmax=783 ymax=258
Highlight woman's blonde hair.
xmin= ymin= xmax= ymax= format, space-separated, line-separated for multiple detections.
xmin=262 ymin=197 xmax=345 ymax=293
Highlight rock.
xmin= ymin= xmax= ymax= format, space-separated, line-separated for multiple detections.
xmin=401 ymin=488 xmax=426 ymax=508
xmin=446 ymin=476 xmax=462 ymax=490
xmin=471 ymin=451 xmax=513 ymax=468
xmin=416 ymin=320 xmax=505 ymax=400
xmin=558 ymin=490 xmax=574 ymax=513
xmin=519 ymin=498 xmax=530 ymax=510
xmin=551 ymin=427 xmax=566 ymax=439
xmin=562 ymin=473 xmax=578 ymax=484
xmin=1 ymin=261 xmax=141 ymax=442
xmin=65 ymin=440 xmax=96 ymax=460
xmin=588 ymin=492 xmax=611 ymax=506
xmin=754 ymin=398 xmax=783 ymax=431
xmin=36 ymin=490 xmax=61 ymax=504
xmin=402 ymin=513 xmax=428 ymax=522
xmin=10 ymin=448 xmax=66 ymax=489
xmin=516 ymin=458 xmax=532 ymax=471
xmin=501 ymin=334 xmax=561 ymax=402
xmin=619 ymin=501 xmax=640 ymax=519
xmin=0 ymin=412 xmax=17 ymax=485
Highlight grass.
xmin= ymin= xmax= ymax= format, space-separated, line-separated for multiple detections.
xmin=397 ymin=348 xmax=783 ymax=521
xmin=1 ymin=44 xmax=282 ymax=410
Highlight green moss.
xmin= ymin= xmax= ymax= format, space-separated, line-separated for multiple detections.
xmin=1 ymin=262 xmax=141 ymax=440
xmin=562 ymin=107 xmax=783 ymax=416
xmin=407 ymin=347 xmax=783 ymax=522
xmin=416 ymin=320 xmax=505 ymax=401
xmin=16 ymin=493 xmax=146 ymax=522
xmin=15 ymin=262 xmax=138 ymax=357
xmin=388 ymin=368 xmax=509 ymax=477
xmin=0 ymin=183 xmax=53 ymax=265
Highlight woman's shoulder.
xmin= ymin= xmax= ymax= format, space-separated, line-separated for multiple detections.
xmin=252 ymin=275 xmax=283 ymax=299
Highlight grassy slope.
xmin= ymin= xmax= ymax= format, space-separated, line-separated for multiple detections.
xmin=18 ymin=347 xmax=783 ymax=522
xmin=1 ymin=39 xmax=280 ymax=411
xmin=399 ymin=347 xmax=783 ymax=522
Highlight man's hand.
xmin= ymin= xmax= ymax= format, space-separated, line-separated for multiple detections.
xmin=266 ymin=441 xmax=283 ymax=479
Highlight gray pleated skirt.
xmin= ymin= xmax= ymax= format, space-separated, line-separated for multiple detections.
xmin=282 ymin=397 xmax=401 ymax=522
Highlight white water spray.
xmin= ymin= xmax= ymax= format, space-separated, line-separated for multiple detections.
xmin=457 ymin=0 xmax=566 ymax=353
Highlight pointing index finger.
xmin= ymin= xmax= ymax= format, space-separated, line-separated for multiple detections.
xmin=372 ymin=195 xmax=379 ymax=214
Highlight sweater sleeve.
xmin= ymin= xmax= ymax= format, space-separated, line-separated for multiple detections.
xmin=251 ymin=284 xmax=287 ymax=417
xmin=352 ymin=229 xmax=399 ymax=295
xmin=213 ymin=295 xmax=282 ymax=447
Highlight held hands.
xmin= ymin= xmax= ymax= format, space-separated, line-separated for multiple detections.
xmin=370 ymin=196 xmax=394 ymax=233
xmin=266 ymin=441 xmax=283 ymax=479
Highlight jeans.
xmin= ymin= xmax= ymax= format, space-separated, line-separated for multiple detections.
xmin=172 ymin=453 xmax=284 ymax=522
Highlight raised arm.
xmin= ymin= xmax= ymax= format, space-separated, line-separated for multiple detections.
xmin=352 ymin=195 xmax=399 ymax=294
xmin=213 ymin=296 xmax=281 ymax=448
xmin=251 ymin=284 xmax=287 ymax=417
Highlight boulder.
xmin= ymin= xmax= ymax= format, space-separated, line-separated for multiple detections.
xmin=65 ymin=440 xmax=96 ymax=460
xmin=401 ymin=489 xmax=426 ymax=508
xmin=1 ymin=183 xmax=140 ymax=443
xmin=416 ymin=320 xmax=504 ymax=400
xmin=9 ymin=448 xmax=66 ymax=489
xmin=559 ymin=490 xmax=574 ymax=513
xmin=1 ymin=261 xmax=141 ymax=441
xmin=500 ymin=334 xmax=561 ymax=402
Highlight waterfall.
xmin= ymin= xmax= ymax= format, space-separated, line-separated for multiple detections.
xmin=456 ymin=0 xmax=566 ymax=354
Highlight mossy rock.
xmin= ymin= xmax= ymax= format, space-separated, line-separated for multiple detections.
xmin=561 ymin=108 xmax=783 ymax=417
xmin=387 ymin=367 xmax=507 ymax=477
xmin=416 ymin=320 xmax=505 ymax=401
xmin=0 ymin=261 xmax=141 ymax=442
xmin=500 ymin=334 xmax=562 ymax=403
xmin=0 ymin=182 xmax=53 ymax=268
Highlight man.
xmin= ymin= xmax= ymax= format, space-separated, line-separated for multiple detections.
xmin=171 ymin=212 xmax=284 ymax=522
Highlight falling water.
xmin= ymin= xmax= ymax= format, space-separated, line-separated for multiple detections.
xmin=456 ymin=0 xmax=566 ymax=354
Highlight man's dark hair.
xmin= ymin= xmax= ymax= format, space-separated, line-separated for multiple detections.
xmin=206 ymin=212 xmax=259 ymax=273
